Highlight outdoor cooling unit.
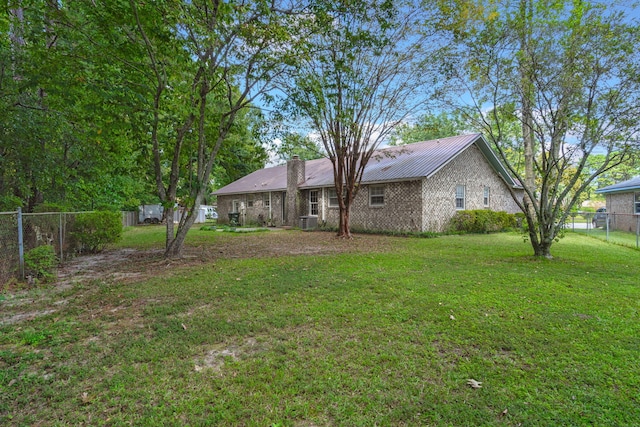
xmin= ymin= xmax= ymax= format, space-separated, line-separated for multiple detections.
xmin=299 ymin=216 xmax=318 ymax=230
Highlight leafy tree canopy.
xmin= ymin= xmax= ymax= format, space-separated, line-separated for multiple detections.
xmin=390 ymin=112 xmax=470 ymax=145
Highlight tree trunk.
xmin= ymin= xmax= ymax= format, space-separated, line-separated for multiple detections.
xmin=520 ymin=0 xmax=536 ymax=222
xmin=337 ymin=205 xmax=352 ymax=238
xmin=531 ymin=237 xmax=553 ymax=259
xmin=164 ymin=204 xmax=199 ymax=258
xmin=164 ymin=204 xmax=175 ymax=253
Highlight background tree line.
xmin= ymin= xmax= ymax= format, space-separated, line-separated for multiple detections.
xmin=1 ymin=0 xmax=270 ymax=215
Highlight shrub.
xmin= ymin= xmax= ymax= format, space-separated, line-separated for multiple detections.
xmin=32 ymin=203 xmax=69 ymax=213
xmin=72 ymin=211 xmax=122 ymax=253
xmin=0 ymin=195 xmax=22 ymax=211
xmin=24 ymin=245 xmax=58 ymax=283
xmin=448 ymin=210 xmax=517 ymax=234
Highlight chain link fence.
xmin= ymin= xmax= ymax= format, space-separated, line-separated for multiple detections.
xmin=564 ymin=212 xmax=640 ymax=249
xmin=1 ymin=210 xmax=137 ymax=286
xmin=0 ymin=211 xmax=20 ymax=286
xmin=1 ymin=210 xmax=83 ymax=285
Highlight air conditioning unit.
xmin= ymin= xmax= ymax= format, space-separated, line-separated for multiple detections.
xmin=299 ymin=216 xmax=318 ymax=230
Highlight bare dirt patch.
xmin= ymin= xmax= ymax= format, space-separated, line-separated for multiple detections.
xmin=1 ymin=231 xmax=397 ymax=326
xmin=57 ymin=230 xmax=396 ymax=284
xmin=194 ymin=337 xmax=262 ymax=373
xmin=56 ymin=248 xmax=164 ymax=288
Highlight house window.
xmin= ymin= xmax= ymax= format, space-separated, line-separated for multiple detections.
xmin=247 ymin=195 xmax=254 ymax=208
xmin=369 ymin=186 xmax=385 ymax=206
xmin=635 ymin=192 xmax=640 ymax=214
xmin=263 ymin=193 xmax=270 ymax=208
xmin=328 ymin=188 xmax=344 ymax=207
xmin=483 ymin=186 xmax=490 ymax=207
xmin=309 ymin=190 xmax=319 ymax=216
xmin=455 ymin=185 xmax=465 ymax=210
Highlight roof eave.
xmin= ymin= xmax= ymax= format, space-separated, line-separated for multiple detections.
xmin=426 ymin=134 xmax=520 ymax=189
xmin=595 ymin=186 xmax=640 ymax=194
xmin=213 ymin=187 xmax=286 ymax=196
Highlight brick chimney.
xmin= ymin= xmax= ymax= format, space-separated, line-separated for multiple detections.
xmin=286 ymin=155 xmax=305 ymax=226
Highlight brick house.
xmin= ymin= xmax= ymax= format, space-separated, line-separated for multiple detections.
xmin=213 ymin=134 xmax=523 ymax=232
xmin=595 ymin=176 xmax=640 ymax=232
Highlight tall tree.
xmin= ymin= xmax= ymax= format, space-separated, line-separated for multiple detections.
xmin=273 ymin=132 xmax=324 ymax=163
xmin=211 ymin=107 xmax=270 ymax=190
xmin=390 ymin=111 xmax=469 ymax=145
xmin=1 ymin=1 xmax=147 ymax=211
xmin=588 ymin=152 xmax=640 ymax=195
xmin=439 ymin=0 xmax=640 ymax=258
xmin=61 ymin=0 xmax=310 ymax=257
xmin=283 ymin=0 xmax=441 ymax=237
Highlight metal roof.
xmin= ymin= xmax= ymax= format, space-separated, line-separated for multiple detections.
xmin=213 ymin=134 xmax=519 ymax=195
xmin=595 ymin=176 xmax=640 ymax=194
xmin=212 ymin=162 xmax=289 ymax=195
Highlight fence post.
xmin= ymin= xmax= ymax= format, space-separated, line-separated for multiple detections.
xmin=59 ymin=212 xmax=64 ymax=263
xmin=17 ymin=207 xmax=25 ymax=280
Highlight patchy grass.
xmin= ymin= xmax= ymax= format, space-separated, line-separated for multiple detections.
xmin=1 ymin=230 xmax=639 ymax=426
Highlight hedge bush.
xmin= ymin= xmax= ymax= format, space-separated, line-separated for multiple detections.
xmin=24 ymin=245 xmax=58 ymax=283
xmin=72 ymin=211 xmax=122 ymax=253
xmin=448 ymin=210 xmax=517 ymax=234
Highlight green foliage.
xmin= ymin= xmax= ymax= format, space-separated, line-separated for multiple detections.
xmin=272 ymin=132 xmax=324 ymax=163
xmin=448 ymin=210 xmax=516 ymax=233
xmin=71 ymin=211 xmax=122 ymax=253
xmin=32 ymin=203 xmax=68 ymax=213
xmin=20 ymin=329 xmax=48 ymax=346
xmin=281 ymin=1 xmax=441 ymax=237
xmin=0 ymin=195 xmax=22 ymax=211
xmin=24 ymin=245 xmax=58 ymax=283
xmin=438 ymin=0 xmax=640 ymax=257
xmin=212 ymin=108 xmax=270 ymax=189
xmin=588 ymin=152 xmax=640 ymax=193
xmin=390 ymin=112 xmax=469 ymax=145
xmin=0 ymin=1 xmax=154 ymax=213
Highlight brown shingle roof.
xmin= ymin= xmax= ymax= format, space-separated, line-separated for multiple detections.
xmin=213 ymin=134 xmax=518 ymax=195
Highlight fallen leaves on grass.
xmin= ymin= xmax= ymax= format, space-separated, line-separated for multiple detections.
xmin=81 ymin=392 xmax=92 ymax=404
xmin=466 ymin=379 xmax=482 ymax=389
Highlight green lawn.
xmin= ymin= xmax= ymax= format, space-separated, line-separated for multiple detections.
xmin=1 ymin=230 xmax=639 ymax=426
xmin=571 ymin=228 xmax=640 ymax=249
